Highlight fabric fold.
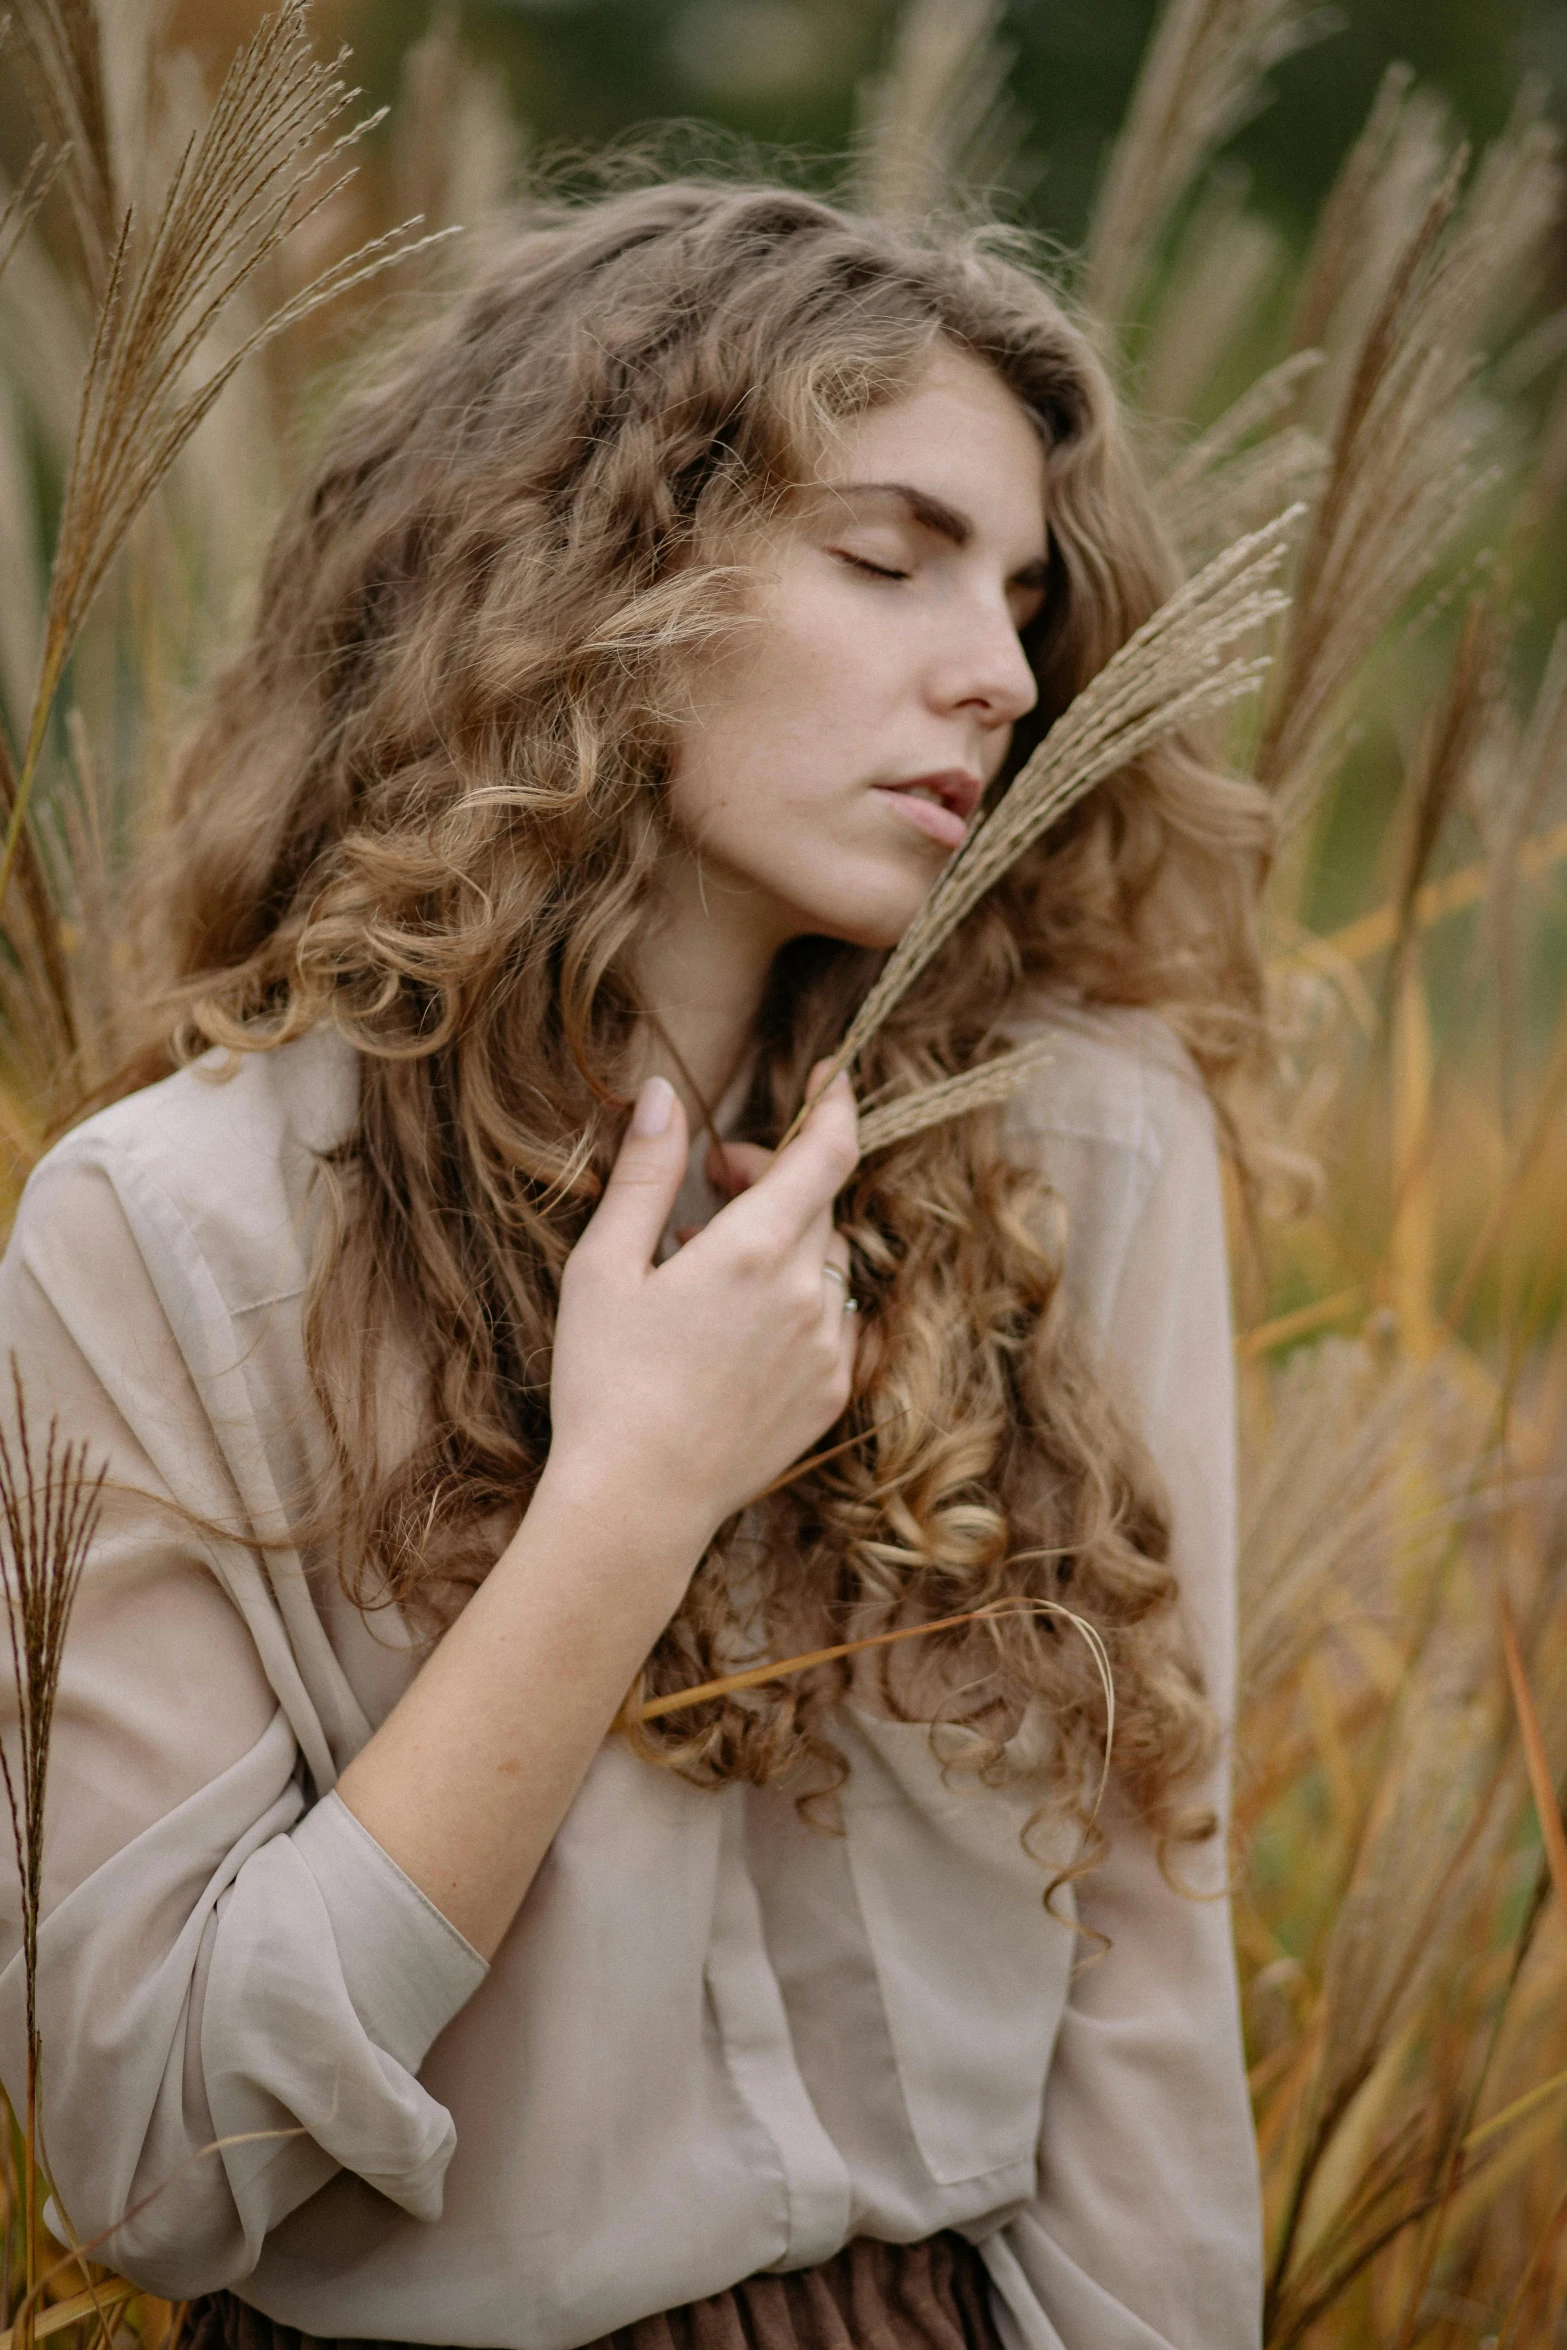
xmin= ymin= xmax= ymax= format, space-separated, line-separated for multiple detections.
xmin=8 ymin=1710 xmax=483 ymax=2300
xmin=291 ymin=1794 xmax=489 ymax=2078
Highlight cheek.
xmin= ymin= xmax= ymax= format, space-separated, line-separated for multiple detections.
xmin=667 ymin=622 xmax=846 ymax=826
xmin=663 ymin=733 xmax=815 ymax=874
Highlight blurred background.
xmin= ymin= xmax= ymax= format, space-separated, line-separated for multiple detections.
xmin=155 ymin=0 xmax=1567 ymax=253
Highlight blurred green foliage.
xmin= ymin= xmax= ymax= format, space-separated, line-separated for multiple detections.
xmin=345 ymin=0 xmax=1567 ymax=254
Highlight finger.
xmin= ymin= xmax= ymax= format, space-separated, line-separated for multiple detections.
xmin=706 ymin=1057 xmax=837 ymax=1197
xmin=707 ymin=1139 xmax=772 ymax=1198
xmin=819 ymin=1233 xmax=854 ymax=1326
xmin=748 ymin=1071 xmax=859 ymax=1238
xmin=580 ymin=1077 xmax=690 ymax=1272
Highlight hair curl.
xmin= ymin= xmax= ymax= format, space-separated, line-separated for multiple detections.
xmin=132 ymin=181 xmax=1272 ymax=1861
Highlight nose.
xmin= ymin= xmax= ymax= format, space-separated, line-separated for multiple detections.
xmin=927 ymin=595 xmax=1039 ymax=734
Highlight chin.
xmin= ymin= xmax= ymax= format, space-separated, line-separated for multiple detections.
xmin=804 ymin=891 xmax=931 ymax=954
xmin=834 ymin=915 xmax=918 ymax=952
xmin=762 ymin=838 xmax=943 ymax=952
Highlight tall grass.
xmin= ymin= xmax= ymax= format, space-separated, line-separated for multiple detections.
xmin=1 ymin=1 xmax=1566 ymax=2343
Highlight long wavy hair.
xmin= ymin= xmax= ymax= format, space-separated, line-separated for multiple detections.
xmin=135 ymin=181 xmax=1271 ymax=1858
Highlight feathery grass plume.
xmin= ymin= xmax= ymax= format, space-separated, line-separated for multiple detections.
xmin=0 ymin=0 xmax=456 ymax=1018
xmin=1256 ymin=88 xmax=1564 ymax=826
xmin=0 ymin=142 xmax=69 ymax=296
xmin=1284 ymin=66 xmax=1446 ymax=424
xmin=780 ymin=509 xmax=1295 ymax=1142
xmin=1156 ymin=350 xmax=1327 ymax=566
xmin=1235 ymin=1336 xmax=1469 ymax=1748
xmin=1236 ymin=1329 xmax=1567 ymax=2335
xmin=393 ymin=6 xmax=525 ymax=261
xmin=0 ymin=1362 xmax=105 ymax=2321
xmin=1264 ymin=1647 xmax=1520 ymax=2338
xmin=1465 ymin=624 xmax=1567 ymax=1184
xmin=1477 ymin=624 xmax=1567 ymax=887
xmin=5 ymin=0 xmax=118 ymax=295
xmin=855 ymin=1039 xmax=1053 ymax=1156
xmin=851 ymin=0 xmax=1026 ymax=225
xmin=1388 ymin=597 xmax=1506 ymax=971
xmin=1084 ymin=0 xmax=1335 ymax=330
xmin=1138 ymin=170 xmax=1292 ymax=431
xmin=0 ymin=197 xmax=88 ymax=498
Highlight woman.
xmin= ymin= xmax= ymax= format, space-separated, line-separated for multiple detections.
xmin=3 ymin=183 xmax=1269 ymax=2349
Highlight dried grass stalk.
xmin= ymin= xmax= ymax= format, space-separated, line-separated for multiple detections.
xmin=1498 ymin=1591 xmax=1567 ymax=1927
xmin=1285 ymin=66 xmax=1443 ymax=414
xmin=1267 ymin=1646 xmax=1517 ymax=2335
xmin=1237 ymin=1336 xmax=1470 ymax=1726
xmin=1139 ymin=171 xmax=1291 ymax=430
xmin=393 ymin=6 xmax=524 ymax=256
xmin=852 ymin=0 xmax=1025 ymax=224
xmin=1157 ymin=351 xmax=1327 ymax=565
xmin=1468 ymin=621 xmax=1567 ymax=964
xmin=1258 ymin=86 xmax=1563 ymax=822
xmin=0 ymin=144 xmax=69 ymax=293
xmin=636 ymin=1596 xmax=1117 ymax=1822
xmin=0 ymin=1363 xmax=105 ymax=2313
xmin=0 ymin=0 xmax=454 ymax=938
xmin=1086 ymin=0 xmax=1333 ymax=327
xmin=0 ymin=2275 xmax=134 ymax=2348
xmin=782 ymin=508 xmax=1295 ymax=1142
xmin=0 ymin=387 xmax=43 ymax=750
xmin=1389 ymin=596 xmax=1504 ymax=961
xmin=6 ymin=0 xmax=117 ymax=293
xmin=856 ymin=1039 xmax=1053 ymax=1155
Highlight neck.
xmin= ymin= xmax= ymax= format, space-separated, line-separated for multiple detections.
xmin=631 ymin=850 xmax=791 ymax=1132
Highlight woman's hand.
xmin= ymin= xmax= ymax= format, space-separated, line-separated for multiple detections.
xmin=546 ymin=1064 xmax=861 ymax=1556
xmin=338 ymin=1060 xmax=861 ymax=1956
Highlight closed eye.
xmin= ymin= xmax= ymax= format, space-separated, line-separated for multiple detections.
xmin=831 ymin=548 xmax=910 ymax=582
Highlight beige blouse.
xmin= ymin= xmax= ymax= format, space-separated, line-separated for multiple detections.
xmin=1 ymin=1010 xmax=1262 ymax=2349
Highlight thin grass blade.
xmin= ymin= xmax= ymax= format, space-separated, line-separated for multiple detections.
xmin=856 ymin=1039 xmax=1053 ymax=1154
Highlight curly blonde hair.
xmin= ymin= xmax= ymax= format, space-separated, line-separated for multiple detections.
xmin=136 ymin=181 xmax=1271 ymax=1858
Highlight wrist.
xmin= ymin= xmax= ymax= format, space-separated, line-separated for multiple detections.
xmin=528 ymin=1446 xmax=719 ymax=1581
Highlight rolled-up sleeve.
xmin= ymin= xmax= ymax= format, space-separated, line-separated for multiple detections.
xmin=993 ymin=1045 xmax=1263 ymax=2350
xmin=0 ymin=1157 xmax=487 ymax=2301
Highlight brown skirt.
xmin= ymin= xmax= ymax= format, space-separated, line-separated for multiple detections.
xmin=181 ymin=2231 xmax=1002 ymax=2350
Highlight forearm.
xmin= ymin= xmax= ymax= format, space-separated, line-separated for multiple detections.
xmin=337 ymin=1071 xmax=858 ymax=1961
xmin=335 ymin=1460 xmax=709 ymax=1959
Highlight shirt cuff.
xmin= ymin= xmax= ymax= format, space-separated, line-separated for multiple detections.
xmin=291 ymin=1791 xmax=488 ymax=2074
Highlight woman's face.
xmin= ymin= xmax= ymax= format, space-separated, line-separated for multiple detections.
xmin=662 ymin=343 xmax=1049 ymax=958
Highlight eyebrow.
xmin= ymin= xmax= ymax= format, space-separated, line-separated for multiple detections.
xmin=822 ymin=479 xmax=1050 ymax=587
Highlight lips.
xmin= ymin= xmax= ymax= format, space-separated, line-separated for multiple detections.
xmin=872 ymin=768 xmax=984 ymax=853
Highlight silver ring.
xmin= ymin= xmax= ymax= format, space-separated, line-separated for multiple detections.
xmin=823 ymin=1263 xmax=859 ymax=1314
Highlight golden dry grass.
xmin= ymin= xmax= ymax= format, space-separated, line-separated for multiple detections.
xmin=2 ymin=2 xmax=1567 ymax=2343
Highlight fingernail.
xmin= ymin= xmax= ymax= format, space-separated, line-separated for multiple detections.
xmin=631 ymin=1076 xmax=675 ymax=1137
